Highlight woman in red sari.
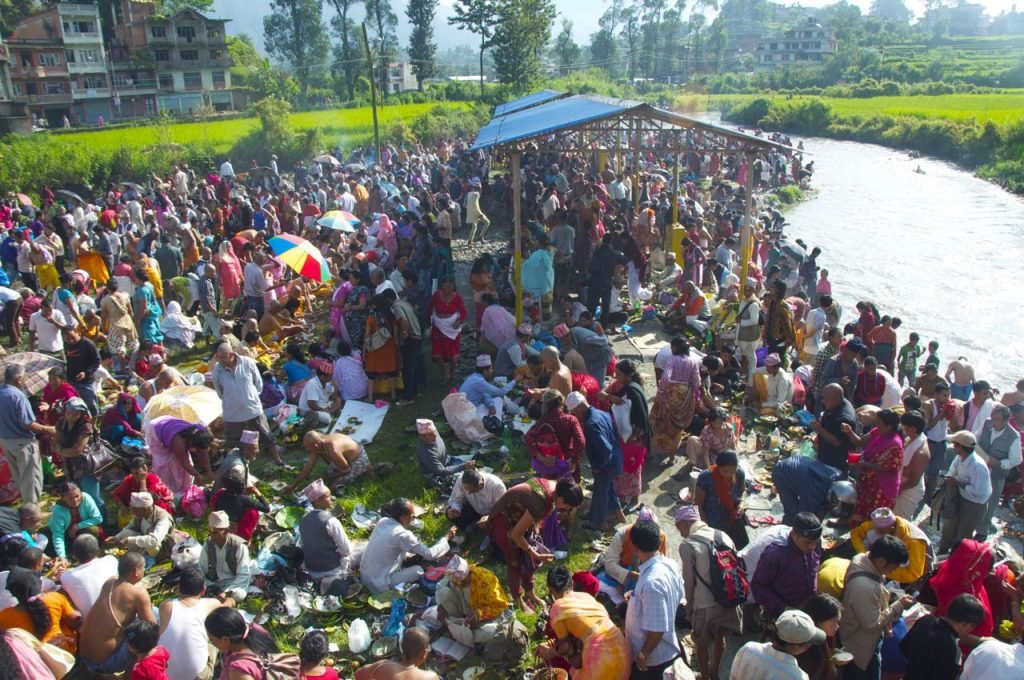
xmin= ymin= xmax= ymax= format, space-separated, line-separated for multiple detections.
xmin=842 ymin=409 xmax=904 ymax=524
xmin=428 ymin=275 xmax=466 ymax=384
xmin=601 ymin=360 xmax=651 ymax=511
xmin=929 ymin=539 xmax=995 ymax=637
xmin=39 ymin=367 xmax=79 ymax=466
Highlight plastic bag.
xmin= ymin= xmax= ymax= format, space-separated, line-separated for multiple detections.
xmin=348 ymin=618 xmax=371 ymax=653
xmin=383 ymin=599 xmax=407 ymax=638
xmin=180 ymin=485 xmax=207 ymax=519
xmin=442 ymin=392 xmax=489 ymax=444
xmin=170 ymin=537 xmax=201 ymax=569
xmin=611 ymin=396 xmax=633 ymax=442
xmin=797 ymin=439 xmax=817 ymax=459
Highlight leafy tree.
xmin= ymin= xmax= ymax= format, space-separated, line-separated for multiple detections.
xmin=263 ymin=0 xmax=329 ymax=101
xmin=448 ymin=0 xmax=498 ymax=99
xmin=154 ymin=0 xmax=214 ymax=15
xmin=0 ymin=0 xmax=42 ymax=34
xmin=327 ymin=0 xmax=364 ymax=100
xmin=228 ymin=34 xmax=299 ymax=101
xmin=589 ymin=29 xmax=618 ymax=76
xmin=491 ymin=0 xmax=556 ymax=93
xmin=365 ymin=0 xmax=399 ymax=98
xmin=870 ymin=0 xmax=912 ymax=24
xmin=406 ymin=0 xmax=439 ymax=90
xmin=618 ymin=4 xmax=642 ymax=80
xmin=553 ymin=18 xmax=580 ymax=75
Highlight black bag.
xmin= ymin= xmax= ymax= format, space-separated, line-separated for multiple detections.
xmin=482 ymin=415 xmax=505 ymax=437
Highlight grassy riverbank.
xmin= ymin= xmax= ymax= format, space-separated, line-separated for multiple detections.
xmin=679 ymin=91 xmax=1024 ymax=193
xmin=0 ymin=102 xmax=481 ymax=198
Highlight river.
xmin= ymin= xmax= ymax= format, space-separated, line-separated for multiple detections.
xmin=774 ymin=137 xmax=1024 ymax=391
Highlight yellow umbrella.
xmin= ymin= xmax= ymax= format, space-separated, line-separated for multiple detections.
xmin=142 ymin=385 xmax=222 ymax=428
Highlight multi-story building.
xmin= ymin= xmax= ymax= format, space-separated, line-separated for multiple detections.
xmin=756 ymin=18 xmax=838 ymax=69
xmin=0 ymin=35 xmax=31 ymax=133
xmin=143 ymin=7 xmax=233 ymax=114
xmin=7 ymin=3 xmax=112 ymax=126
xmin=387 ymin=62 xmax=417 ymax=93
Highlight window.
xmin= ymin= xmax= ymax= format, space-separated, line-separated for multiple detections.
xmin=154 ymin=49 xmax=169 ymax=62
xmin=769 ymin=42 xmax=777 ymax=50
xmin=44 ymin=82 xmax=65 ymax=94
xmin=782 ymin=54 xmax=790 ymax=61
xmin=180 ymin=49 xmax=198 ymax=61
xmin=209 ymin=49 xmax=223 ymax=60
xmin=65 ymin=49 xmax=76 ymax=64
xmin=176 ymin=26 xmax=196 ymax=42
xmin=817 ymin=31 xmax=824 ymax=37
xmin=158 ymin=73 xmax=174 ymax=89
xmin=81 ymin=75 xmax=106 ymax=89
xmin=145 ymin=98 xmax=156 ymax=114
xmin=39 ymin=53 xmax=61 ymax=67
xmin=65 ymin=20 xmax=95 ymax=34
xmin=79 ymin=49 xmax=100 ymax=63
xmin=206 ymin=26 xmax=223 ymax=39
xmin=20 ymin=53 xmax=32 ymax=69
xmin=151 ymin=26 xmax=166 ymax=38
xmin=763 ymin=55 xmax=772 ymax=62
xmin=183 ymin=71 xmax=202 ymax=89
xmin=212 ymin=70 xmax=226 ymax=87
xmin=25 ymin=83 xmax=36 ymax=95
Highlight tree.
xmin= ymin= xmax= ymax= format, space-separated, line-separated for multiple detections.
xmin=870 ymin=0 xmax=912 ymax=24
xmin=365 ymin=0 xmax=399 ymax=99
xmin=589 ymin=29 xmax=618 ymax=76
xmin=491 ymin=0 xmax=556 ymax=93
xmin=154 ymin=0 xmax=214 ymax=15
xmin=619 ymin=4 xmax=641 ymax=80
xmin=0 ymin=0 xmax=42 ymax=34
xmin=263 ymin=0 xmax=329 ymax=101
xmin=448 ymin=0 xmax=498 ymax=100
xmin=228 ymin=33 xmax=299 ymax=101
xmin=406 ymin=0 xmax=439 ymax=90
xmin=553 ymin=18 xmax=580 ymax=74
xmin=328 ymin=0 xmax=364 ymax=100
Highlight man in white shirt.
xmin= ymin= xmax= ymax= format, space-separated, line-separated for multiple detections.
xmin=962 ymin=636 xmax=1024 ymax=678
xmin=656 ymin=252 xmax=683 ymax=289
xmin=465 ymin=183 xmax=490 ymax=243
xmin=360 ymin=497 xmax=454 ymax=594
xmin=755 ymin=353 xmax=794 ymax=413
xmin=242 ymin=252 xmax=268 ymax=319
xmin=59 ymin=534 xmax=118 ymax=618
xmin=895 ymin=411 xmax=930 ymax=519
xmin=28 ymin=298 xmax=68 ymax=356
xmin=975 ymin=404 xmax=1023 ymax=539
xmin=298 ymin=364 xmax=340 ymax=426
xmin=219 ymin=158 xmax=234 ymax=183
xmin=802 ymin=294 xmax=829 ymax=364
xmin=198 ymin=511 xmax=253 ymax=601
xmin=736 ymin=279 xmax=761 ymax=383
xmin=963 ymin=380 xmax=995 ymax=439
xmin=625 ymin=520 xmax=684 ymax=679
xmin=445 ymin=467 xmax=506 ymax=531
xmin=172 ymin=165 xmax=189 ymax=198
xmin=939 ymin=431 xmax=992 ymax=553
xmin=297 ymin=479 xmax=359 ymax=595
xmin=731 ymin=611 xmax=824 ymax=680
xmin=337 ymin=184 xmax=356 ymax=212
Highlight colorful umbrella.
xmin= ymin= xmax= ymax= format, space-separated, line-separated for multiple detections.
xmin=317 ymin=210 xmax=359 ymax=232
xmin=15 ymin=193 xmax=32 ymax=206
xmin=268 ymin=234 xmax=332 ymax=282
xmin=0 ymin=352 xmax=64 ymax=396
xmin=142 ymin=385 xmax=222 ymax=428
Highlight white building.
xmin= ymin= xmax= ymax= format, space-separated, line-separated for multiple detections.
xmin=756 ymin=18 xmax=837 ymax=69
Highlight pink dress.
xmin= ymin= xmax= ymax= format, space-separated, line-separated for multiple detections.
xmin=146 ymin=416 xmax=200 ymax=497
xmin=216 ymin=252 xmax=244 ymax=301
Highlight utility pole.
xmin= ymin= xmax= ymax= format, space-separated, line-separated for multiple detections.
xmin=361 ymin=23 xmax=381 ymax=166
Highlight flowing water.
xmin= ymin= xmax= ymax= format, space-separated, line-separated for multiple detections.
xmin=780 ymin=137 xmax=1024 ymax=391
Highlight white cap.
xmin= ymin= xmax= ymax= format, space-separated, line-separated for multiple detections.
xmin=775 ymin=610 xmax=826 ymax=646
xmin=565 ymin=391 xmax=588 ymax=410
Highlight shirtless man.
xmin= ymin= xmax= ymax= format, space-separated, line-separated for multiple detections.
xmin=539 ymin=345 xmax=572 ymax=396
xmin=258 ymin=300 xmax=303 ymax=341
xmin=354 ymin=627 xmax=438 ymax=680
xmin=80 ymin=552 xmax=157 ymax=674
xmin=1001 ymin=379 xmax=1024 ymax=406
xmin=137 ymin=366 xmax=185 ymax=405
xmin=282 ymin=432 xmax=371 ymax=495
xmin=945 ymin=357 xmax=975 ymax=402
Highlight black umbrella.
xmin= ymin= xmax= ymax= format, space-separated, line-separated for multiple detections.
xmin=55 ymin=189 xmax=86 ymax=205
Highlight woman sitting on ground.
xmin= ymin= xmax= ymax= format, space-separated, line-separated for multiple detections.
xmin=99 ymin=392 xmax=143 ymax=446
xmin=0 ymin=567 xmax=81 ymax=653
xmin=281 ymin=342 xmax=314 ymax=402
xmin=112 ymin=457 xmax=174 ymax=520
xmin=210 ymin=470 xmax=270 ymax=542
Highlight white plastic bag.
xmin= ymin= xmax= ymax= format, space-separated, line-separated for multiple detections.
xmin=611 ymin=396 xmax=633 ymax=442
xmin=170 ymin=537 xmax=201 ymax=569
xmin=442 ymin=392 xmax=489 ymax=443
xmin=348 ymin=618 xmax=371 ymax=653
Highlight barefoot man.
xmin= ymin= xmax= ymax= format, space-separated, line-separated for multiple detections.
xmin=945 ymin=357 xmax=975 ymax=402
xmin=282 ymin=432 xmax=371 ymax=495
xmin=80 ymin=552 xmax=157 ymax=674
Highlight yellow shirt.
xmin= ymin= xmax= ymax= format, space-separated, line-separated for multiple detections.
xmin=849 ymin=518 xmax=927 ymax=584
xmin=817 ymin=557 xmax=850 ymax=600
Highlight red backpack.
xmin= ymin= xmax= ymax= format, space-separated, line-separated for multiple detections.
xmin=693 ymin=530 xmax=750 ymax=608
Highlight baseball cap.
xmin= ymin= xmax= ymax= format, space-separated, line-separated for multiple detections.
xmin=947 ymin=431 xmax=977 ymax=448
xmin=775 ymin=610 xmax=826 ymax=646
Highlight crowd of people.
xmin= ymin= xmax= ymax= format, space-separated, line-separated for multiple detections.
xmin=0 ymin=122 xmax=1020 ymax=680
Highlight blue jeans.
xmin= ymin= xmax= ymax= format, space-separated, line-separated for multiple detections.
xmin=924 ymin=438 xmax=948 ymax=500
xmin=83 ymin=638 xmax=134 ymax=673
xmin=71 ymin=379 xmax=98 ymax=416
xmin=417 ymin=268 xmax=432 ymax=294
xmin=588 ymin=463 xmax=622 ymax=526
xmin=400 ymin=337 xmax=426 ymax=400
xmin=247 ymin=295 xmax=265 ymax=320
xmin=79 ymin=474 xmax=106 ymax=519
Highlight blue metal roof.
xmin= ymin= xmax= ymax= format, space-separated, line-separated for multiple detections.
xmin=471 ymin=93 xmax=787 ymax=152
xmin=473 ymin=95 xmax=642 ymax=152
xmin=493 ymin=89 xmax=566 ymax=117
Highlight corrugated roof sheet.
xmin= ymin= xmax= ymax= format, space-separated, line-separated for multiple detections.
xmin=493 ymin=89 xmax=566 ymax=117
xmin=471 ymin=94 xmax=786 ymax=152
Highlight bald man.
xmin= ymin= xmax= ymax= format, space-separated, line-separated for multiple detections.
xmin=282 ymin=432 xmax=370 ymax=495
xmin=539 ymin=345 xmax=572 ymax=397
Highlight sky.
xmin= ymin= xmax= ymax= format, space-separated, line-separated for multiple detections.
xmin=213 ymin=0 xmax=1024 ymax=55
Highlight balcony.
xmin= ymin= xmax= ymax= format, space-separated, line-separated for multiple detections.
xmin=21 ymin=92 xmax=73 ymax=104
xmin=70 ymin=86 xmax=110 ymax=99
xmin=62 ymin=31 xmax=101 ymax=43
xmin=67 ymin=61 xmax=107 ymax=73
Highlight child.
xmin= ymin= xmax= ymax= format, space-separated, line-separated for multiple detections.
xmin=299 ymin=629 xmax=340 ymax=680
xmin=127 ymin=619 xmax=170 ymax=680
xmin=897 ymin=332 xmax=925 ymax=387
xmin=81 ymin=308 xmax=106 ymax=343
xmin=923 ymin=340 xmax=941 ymax=371
xmin=816 ymin=268 xmax=831 ymax=298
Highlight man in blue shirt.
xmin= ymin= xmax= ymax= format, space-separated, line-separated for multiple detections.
xmin=0 ymin=364 xmax=56 ymax=504
xmin=458 ymin=354 xmax=518 ymax=420
xmin=567 ymin=390 xmax=626 ymax=531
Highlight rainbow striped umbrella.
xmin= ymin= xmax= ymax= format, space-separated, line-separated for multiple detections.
xmin=268 ymin=234 xmax=332 ymax=282
xmin=317 ymin=210 xmax=359 ymax=232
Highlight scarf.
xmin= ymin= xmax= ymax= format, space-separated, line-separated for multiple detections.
xmin=710 ymin=465 xmax=738 ymax=521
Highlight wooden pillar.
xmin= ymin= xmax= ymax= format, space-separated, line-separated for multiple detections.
xmin=512 ymin=151 xmax=523 ymax=325
xmin=739 ymin=150 xmax=756 ymax=287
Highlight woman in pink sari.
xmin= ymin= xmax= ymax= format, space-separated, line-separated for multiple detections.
xmin=376 ymin=214 xmax=397 ymax=261
xmin=842 ymin=409 xmax=904 ymax=524
xmin=39 ymin=367 xmax=79 ymax=466
xmin=214 ymin=241 xmax=243 ymax=311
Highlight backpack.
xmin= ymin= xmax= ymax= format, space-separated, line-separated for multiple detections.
xmin=693 ymin=530 xmax=750 ymax=608
xmin=231 ymin=651 xmax=302 ymax=680
xmin=483 ymin=616 xmax=529 ymax=664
